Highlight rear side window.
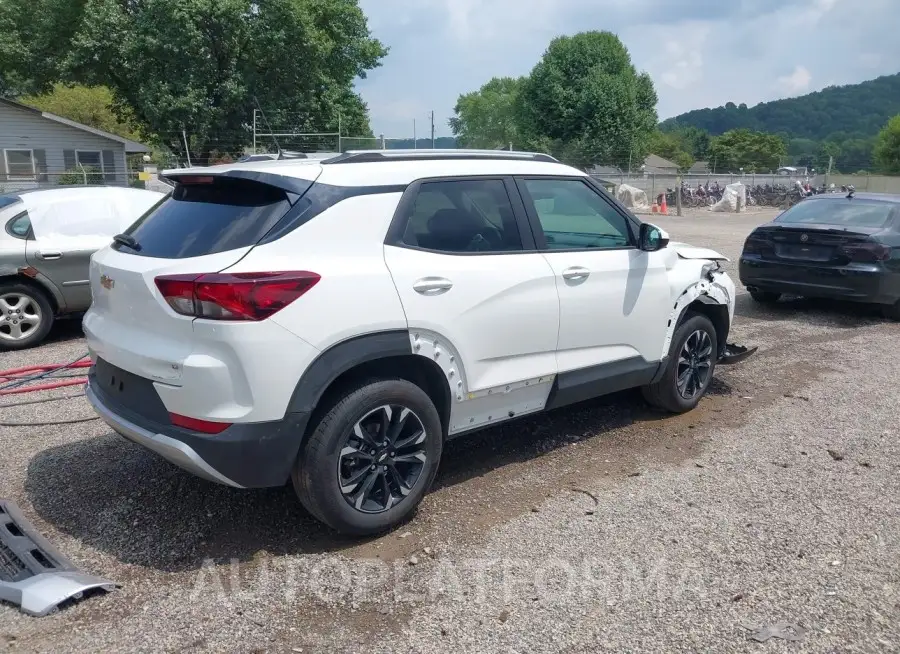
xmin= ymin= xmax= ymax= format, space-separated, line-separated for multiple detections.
xmin=5 ymin=212 xmax=31 ymax=239
xmin=400 ymin=179 xmax=523 ymax=253
xmin=115 ymin=178 xmax=291 ymax=258
xmin=776 ymin=199 xmax=896 ymax=228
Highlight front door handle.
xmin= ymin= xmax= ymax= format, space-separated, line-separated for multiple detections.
xmin=562 ymin=266 xmax=590 ymax=281
xmin=413 ymin=277 xmax=453 ymax=295
xmin=38 ymin=250 xmax=63 ymax=261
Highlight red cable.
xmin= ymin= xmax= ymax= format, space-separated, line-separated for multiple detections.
xmin=0 ymin=360 xmax=91 ymax=378
xmin=0 ymin=378 xmax=88 ymax=396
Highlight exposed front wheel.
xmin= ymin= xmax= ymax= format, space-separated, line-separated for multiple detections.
xmin=0 ymin=283 xmax=54 ymax=350
xmin=293 ymin=379 xmax=443 ymax=535
xmin=642 ymin=312 xmax=718 ymax=414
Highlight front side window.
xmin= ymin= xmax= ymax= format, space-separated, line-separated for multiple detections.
xmin=522 ymin=178 xmax=633 ymax=250
xmin=400 ymin=179 xmax=523 ymax=253
xmin=4 ymin=150 xmax=35 ymax=180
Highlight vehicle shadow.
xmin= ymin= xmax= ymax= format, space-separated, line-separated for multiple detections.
xmin=44 ymin=314 xmax=86 ymax=346
xmin=735 ymin=292 xmax=889 ymax=328
xmin=24 ymin=384 xmax=712 ymax=573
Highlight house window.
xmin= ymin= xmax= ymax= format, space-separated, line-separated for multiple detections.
xmin=4 ymin=150 xmax=36 ymax=180
xmin=75 ymin=150 xmax=104 ymax=173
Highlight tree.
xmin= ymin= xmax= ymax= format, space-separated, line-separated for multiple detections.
xmin=449 ymin=77 xmax=525 ymax=149
xmin=516 ymin=31 xmax=658 ymax=169
xmin=707 ymin=129 xmax=787 ymax=172
xmin=873 ymin=115 xmax=900 ymax=174
xmin=660 ymin=73 xmax=900 ymax=141
xmin=1 ymin=0 xmax=386 ymax=161
xmin=647 ymin=131 xmax=694 ymax=172
xmin=20 ymin=84 xmax=145 ymax=142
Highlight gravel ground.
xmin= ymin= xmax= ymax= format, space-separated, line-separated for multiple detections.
xmin=1 ymin=207 xmax=899 ymax=653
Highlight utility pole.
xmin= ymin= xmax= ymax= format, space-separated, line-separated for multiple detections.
xmin=430 ymin=111 xmax=435 ymax=149
xmin=182 ymin=129 xmax=192 ymax=167
xmin=252 ymin=110 xmax=257 ymax=154
xmin=414 ymin=119 xmax=417 ymax=149
xmin=825 ymin=155 xmax=833 ymax=188
xmin=337 ymin=112 xmax=342 ymax=153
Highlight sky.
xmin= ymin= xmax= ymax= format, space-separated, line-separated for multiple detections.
xmin=355 ymin=0 xmax=900 ymax=139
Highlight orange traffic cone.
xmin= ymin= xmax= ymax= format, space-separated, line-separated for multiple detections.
xmin=660 ymin=196 xmax=668 ymax=215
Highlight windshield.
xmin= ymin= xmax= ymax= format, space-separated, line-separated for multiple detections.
xmin=776 ymin=199 xmax=896 ymax=228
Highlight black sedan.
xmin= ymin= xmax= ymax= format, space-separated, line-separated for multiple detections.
xmin=739 ymin=192 xmax=900 ymax=319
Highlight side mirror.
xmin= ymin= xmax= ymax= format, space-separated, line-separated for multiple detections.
xmin=639 ymin=222 xmax=669 ymax=252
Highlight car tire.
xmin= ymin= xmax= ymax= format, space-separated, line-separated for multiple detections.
xmin=642 ymin=312 xmax=718 ymax=414
xmin=749 ymin=289 xmax=781 ymax=304
xmin=293 ymin=378 xmax=443 ymax=536
xmin=0 ymin=282 xmax=54 ymax=350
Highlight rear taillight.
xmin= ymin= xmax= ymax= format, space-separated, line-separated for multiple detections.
xmin=169 ymin=412 xmax=232 ymax=434
xmin=155 ymin=271 xmax=320 ymax=321
xmin=838 ymin=242 xmax=892 ymax=263
xmin=743 ymin=233 xmax=768 ymax=255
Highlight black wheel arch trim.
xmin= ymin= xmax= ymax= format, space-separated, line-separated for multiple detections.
xmin=287 ymin=330 xmax=414 ymax=415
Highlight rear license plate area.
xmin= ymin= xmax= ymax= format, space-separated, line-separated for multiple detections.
xmin=775 ymin=244 xmax=833 ymax=261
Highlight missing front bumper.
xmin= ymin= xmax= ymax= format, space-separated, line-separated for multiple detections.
xmin=718 ymin=343 xmax=758 ymax=366
xmin=0 ymin=499 xmax=117 ymax=617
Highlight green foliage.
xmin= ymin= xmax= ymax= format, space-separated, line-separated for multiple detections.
xmin=647 ymin=131 xmax=694 ymax=172
xmin=516 ymin=32 xmax=658 ymax=168
xmin=58 ymin=166 xmax=104 ymax=185
xmin=449 ymin=32 xmax=656 ymax=167
xmin=20 ymin=83 xmax=146 ymax=142
xmin=874 ymin=115 xmax=900 ymax=174
xmin=707 ymin=129 xmax=787 ymax=173
xmin=449 ymin=77 xmax=524 ymax=149
xmin=0 ymin=0 xmax=87 ymax=96
xmin=1 ymin=0 xmax=385 ymax=159
xmin=661 ymin=74 xmax=900 ymax=141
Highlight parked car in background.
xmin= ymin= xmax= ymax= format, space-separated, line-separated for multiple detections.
xmin=740 ymin=192 xmax=900 ymax=318
xmin=0 ymin=186 xmax=165 ymax=349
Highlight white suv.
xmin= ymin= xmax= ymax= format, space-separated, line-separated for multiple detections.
xmin=84 ymin=150 xmax=754 ymax=535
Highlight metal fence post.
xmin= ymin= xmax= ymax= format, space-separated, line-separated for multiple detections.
xmin=676 ymin=175 xmax=682 ymax=216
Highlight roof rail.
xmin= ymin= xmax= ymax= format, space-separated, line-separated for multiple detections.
xmin=322 ymin=149 xmax=560 ymax=165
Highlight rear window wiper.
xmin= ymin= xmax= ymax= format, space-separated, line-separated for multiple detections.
xmin=113 ymin=233 xmax=142 ymax=251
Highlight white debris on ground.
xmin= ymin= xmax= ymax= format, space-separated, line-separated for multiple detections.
xmin=616 ymin=183 xmax=650 ymax=212
xmin=710 ymin=182 xmax=747 ymax=212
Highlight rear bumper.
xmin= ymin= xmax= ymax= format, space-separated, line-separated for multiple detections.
xmin=739 ymin=257 xmax=900 ymax=304
xmin=86 ymin=372 xmax=309 ymax=489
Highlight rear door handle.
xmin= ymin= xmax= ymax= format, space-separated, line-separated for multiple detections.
xmin=562 ymin=266 xmax=590 ymax=281
xmin=413 ymin=277 xmax=453 ymax=295
xmin=38 ymin=250 xmax=63 ymax=261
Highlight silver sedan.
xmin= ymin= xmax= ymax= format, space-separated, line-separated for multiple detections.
xmin=0 ymin=186 xmax=165 ymax=349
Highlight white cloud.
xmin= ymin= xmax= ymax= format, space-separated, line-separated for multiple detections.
xmin=356 ymin=0 xmax=900 ymax=137
xmin=776 ymin=65 xmax=813 ymax=94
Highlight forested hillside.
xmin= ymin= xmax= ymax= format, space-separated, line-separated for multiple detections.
xmin=661 ymin=73 xmax=900 ymax=141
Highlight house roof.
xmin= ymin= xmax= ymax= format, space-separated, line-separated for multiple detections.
xmin=644 ymin=154 xmax=679 ymax=170
xmin=0 ymin=97 xmax=151 ymax=153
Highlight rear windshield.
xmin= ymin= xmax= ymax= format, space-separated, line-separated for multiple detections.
xmin=776 ymin=199 xmax=896 ymax=228
xmin=114 ymin=177 xmax=291 ymax=258
xmin=0 ymin=195 xmax=21 ymax=211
